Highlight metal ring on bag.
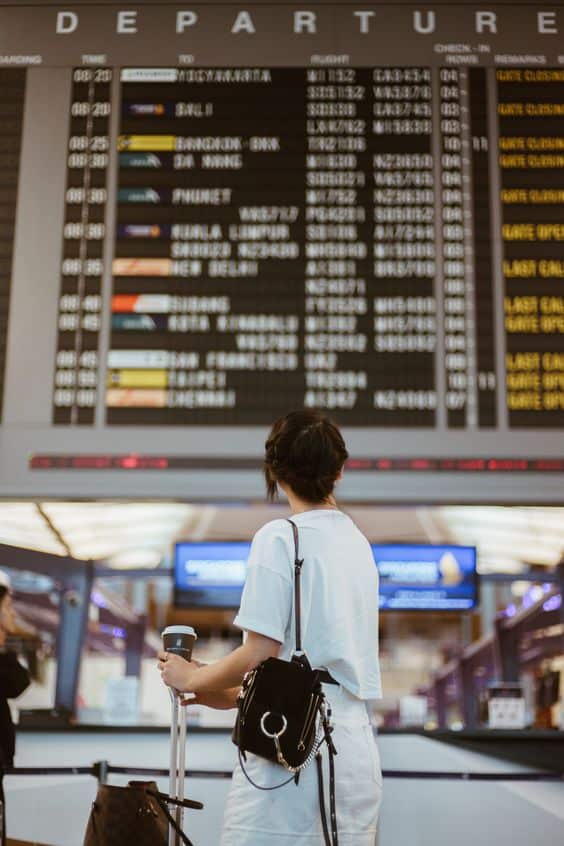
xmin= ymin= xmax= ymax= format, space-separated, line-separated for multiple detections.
xmin=260 ymin=711 xmax=288 ymax=739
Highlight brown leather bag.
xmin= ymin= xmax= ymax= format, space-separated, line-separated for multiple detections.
xmin=83 ymin=780 xmax=201 ymax=846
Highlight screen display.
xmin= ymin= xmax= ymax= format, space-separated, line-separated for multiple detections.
xmin=54 ymin=63 xmax=441 ymax=428
xmin=0 ymin=3 xmax=562 ymax=502
xmin=0 ymin=69 xmax=25 ymax=421
xmin=174 ymin=539 xmax=477 ymax=611
xmin=174 ymin=541 xmax=250 ymax=608
xmin=373 ymin=543 xmax=478 ymax=610
xmin=54 ymin=63 xmax=563 ymax=429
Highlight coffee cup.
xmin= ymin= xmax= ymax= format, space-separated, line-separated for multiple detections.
xmin=162 ymin=625 xmax=197 ymax=661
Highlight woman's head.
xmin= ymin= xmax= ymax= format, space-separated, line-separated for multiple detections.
xmin=264 ymin=410 xmax=349 ymax=503
xmin=0 ymin=586 xmax=16 ymax=636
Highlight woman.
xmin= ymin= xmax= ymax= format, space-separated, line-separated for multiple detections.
xmin=0 ymin=576 xmax=30 ymax=846
xmin=159 ymin=410 xmax=382 ymax=845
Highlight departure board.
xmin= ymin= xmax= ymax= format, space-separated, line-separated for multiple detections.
xmin=498 ymin=69 xmax=564 ymax=428
xmin=106 ymin=66 xmax=439 ymax=426
xmin=0 ymin=1 xmax=563 ymax=502
xmin=50 ymin=63 xmax=564 ymax=428
xmin=53 ymin=67 xmax=112 ymax=424
xmin=0 ymin=70 xmax=25 ymax=420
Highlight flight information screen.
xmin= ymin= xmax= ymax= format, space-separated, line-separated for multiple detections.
xmin=0 ymin=70 xmax=25 ymax=420
xmin=105 ymin=66 xmax=436 ymax=425
xmin=373 ymin=543 xmax=478 ymax=610
xmin=0 ymin=2 xmax=563 ymax=501
xmin=49 ymin=63 xmax=564 ymax=428
xmin=175 ymin=541 xmax=251 ymax=608
xmin=174 ymin=540 xmax=477 ymax=610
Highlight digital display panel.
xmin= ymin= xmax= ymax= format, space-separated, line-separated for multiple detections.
xmin=0 ymin=2 xmax=562 ymax=502
xmin=373 ymin=543 xmax=478 ymax=610
xmin=50 ymin=61 xmax=564 ymax=428
xmin=174 ymin=541 xmax=250 ymax=608
xmin=174 ymin=539 xmax=477 ymax=611
xmin=0 ymin=69 xmax=25 ymax=420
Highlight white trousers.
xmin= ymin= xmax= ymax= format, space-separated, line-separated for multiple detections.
xmin=221 ymin=686 xmax=382 ymax=846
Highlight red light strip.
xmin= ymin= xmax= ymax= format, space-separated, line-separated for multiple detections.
xmin=28 ymin=455 xmax=564 ymax=472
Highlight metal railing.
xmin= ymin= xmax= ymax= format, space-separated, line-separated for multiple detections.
xmin=3 ymin=762 xmax=563 ymax=783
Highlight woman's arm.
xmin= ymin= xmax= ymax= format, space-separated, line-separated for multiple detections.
xmin=182 ymin=687 xmax=241 ymax=710
xmin=158 ymin=630 xmax=281 ymax=695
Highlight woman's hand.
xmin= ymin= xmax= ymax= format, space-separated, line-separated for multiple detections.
xmin=157 ymin=651 xmax=200 ymax=693
xmin=158 ymin=631 xmax=280 ymax=698
xmin=157 ymin=652 xmax=240 ymax=709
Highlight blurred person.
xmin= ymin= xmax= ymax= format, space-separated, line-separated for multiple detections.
xmin=159 ymin=410 xmax=382 ymax=845
xmin=0 ymin=573 xmax=30 ymax=845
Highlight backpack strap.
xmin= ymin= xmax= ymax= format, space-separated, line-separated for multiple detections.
xmin=285 ymin=518 xmax=338 ymax=685
xmin=286 ymin=518 xmax=304 ymax=654
xmin=284 ymin=519 xmax=340 ymax=846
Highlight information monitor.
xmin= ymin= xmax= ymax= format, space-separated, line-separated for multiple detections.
xmin=175 ymin=541 xmax=250 ymax=609
xmin=373 ymin=543 xmax=478 ymax=610
xmin=174 ymin=538 xmax=478 ymax=611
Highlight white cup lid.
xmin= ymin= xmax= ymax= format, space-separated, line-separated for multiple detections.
xmin=162 ymin=625 xmax=197 ymax=639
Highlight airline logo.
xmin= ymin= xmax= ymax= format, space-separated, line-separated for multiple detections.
xmin=112 ymin=294 xmax=170 ymax=312
xmin=118 ymin=187 xmax=163 ymax=203
xmin=118 ymin=135 xmax=175 ymax=151
xmin=119 ymin=154 xmax=164 ymax=169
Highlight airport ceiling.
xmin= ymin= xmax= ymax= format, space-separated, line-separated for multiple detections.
xmin=0 ymin=501 xmax=562 ymax=575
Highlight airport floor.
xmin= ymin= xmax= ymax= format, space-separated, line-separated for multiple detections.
xmin=5 ymin=732 xmax=564 ymax=846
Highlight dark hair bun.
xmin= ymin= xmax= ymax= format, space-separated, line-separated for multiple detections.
xmin=264 ymin=410 xmax=348 ymax=503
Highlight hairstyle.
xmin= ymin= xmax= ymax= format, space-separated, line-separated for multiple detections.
xmin=0 ymin=586 xmax=8 ymax=604
xmin=264 ymin=410 xmax=349 ymax=503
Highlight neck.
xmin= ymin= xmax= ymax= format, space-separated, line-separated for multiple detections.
xmin=286 ymin=491 xmax=338 ymax=515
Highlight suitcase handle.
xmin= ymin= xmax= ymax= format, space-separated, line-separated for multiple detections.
xmin=147 ymin=789 xmax=203 ymax=811
xmin=148 ymin=792 xmax=196 ymax=846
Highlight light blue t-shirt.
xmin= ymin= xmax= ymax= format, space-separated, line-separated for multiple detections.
xmin=234 ymin=509 xmax=382 ymax=700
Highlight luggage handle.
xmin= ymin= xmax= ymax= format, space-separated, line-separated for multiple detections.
xmin=147 ymin=788 xmax=203 ymax=811
xmin=149 ymin=791 xmax=197 ymax=846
